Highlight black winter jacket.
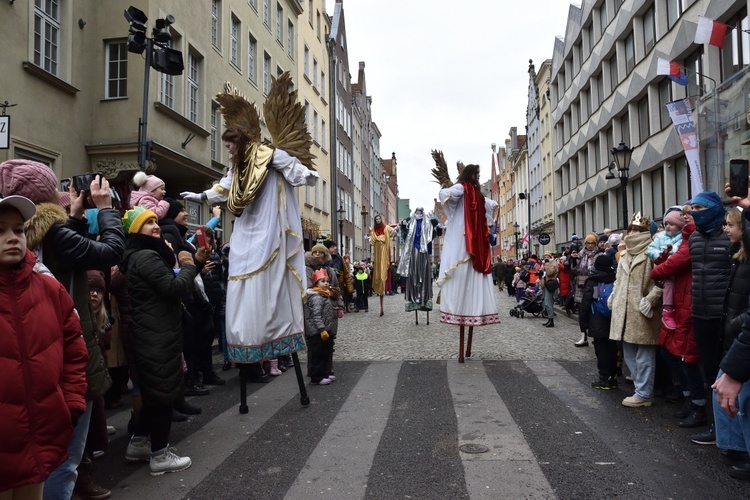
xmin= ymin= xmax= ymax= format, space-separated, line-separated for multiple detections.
xmin=201 ymin=248 xmax=226 ymax=315
xmin=123 ymin=234 xmax=197 ymax=406
xmin=721 ymin=312 xmax=750 ymax=383
xmin=25 ymin=203 xmax=124 ymax=400
xmin=689 ymin=225 xmax=732 ymax=320
xmin=159 ymin=218 xmax=194 ymax=255
xmin=578 ymin=271 xmax=616 ymax=338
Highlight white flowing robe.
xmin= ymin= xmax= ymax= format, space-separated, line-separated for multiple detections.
xmin=437 ymin=184 xmax=501 ymax=326
xmin=205 ymin=149 xmax=319 ymax=362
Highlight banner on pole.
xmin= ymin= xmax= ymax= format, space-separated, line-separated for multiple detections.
xmin=666 ymin=98 xmax=704 ymax=195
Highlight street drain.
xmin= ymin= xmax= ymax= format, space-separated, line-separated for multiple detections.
xmin=458 ymin=444 xmax=489 ymax=454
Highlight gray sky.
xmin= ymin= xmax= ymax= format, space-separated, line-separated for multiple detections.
xmin=325 ymin=0 xmax=575 ymax=215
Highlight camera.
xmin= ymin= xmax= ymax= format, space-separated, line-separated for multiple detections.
xmin=71 ymin=173 xmax=102 ymax=209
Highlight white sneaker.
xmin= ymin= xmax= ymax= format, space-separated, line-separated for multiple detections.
xmin=149 ymin=447 xmax=192 ymax=476
xmin=106 ymin=425 xmax=116 ymax=435
xmin=125 ymin=437 xmax=151 ymax=462
xmin=314 ymin=378 xmax=332 ymax=385
xmin=327 ymin=375 xmax=336 ymax=382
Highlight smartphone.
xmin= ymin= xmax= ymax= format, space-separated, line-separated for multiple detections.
xmin=195 ymin=226 xmax=209 ymax=249
xmin=730 ymin=159 xmax=749 ymax=198
xmin=71 ymin=173 xmax=98 ymax=209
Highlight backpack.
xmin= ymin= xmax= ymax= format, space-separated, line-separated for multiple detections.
xmin=591 ymin=282 xmax=613 ymax=317
xmin=519 ymin=270 xmax=530 ymax=283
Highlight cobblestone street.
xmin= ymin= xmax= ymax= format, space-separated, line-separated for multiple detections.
xmin=336 ymin=285 xmax=596 ymax=362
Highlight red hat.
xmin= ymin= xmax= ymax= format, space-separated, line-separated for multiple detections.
xmin=312 ymin=269 xmax=329 ymax=284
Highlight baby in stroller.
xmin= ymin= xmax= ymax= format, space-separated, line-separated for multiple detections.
xmin=509 ymin=286 xmax=547 ymax=318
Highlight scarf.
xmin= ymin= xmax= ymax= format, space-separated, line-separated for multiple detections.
xmin=312 ymin=286 xmax=332 ymax=298
xmin=623 ymin=230 xmax=651 ymax=256
xmin=462 ymin=182 xmax=491 ymax=274
xmin=692 ymin=204 xmax=726 ymax=234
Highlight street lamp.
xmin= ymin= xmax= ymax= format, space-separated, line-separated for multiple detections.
xmin=124 ymin=6 xmax=184 ymax=171
xmin=512 ymin=222 xmax=520 ymax=260
xmin=606 ymin=141 xmax=632 ymax=229
xmin=361 ymin=209 xmax=368 ymax=260
xmin=336 ymin=204 xmax=346 ymax=251
xmin=518 ymin=191 xmax=532 ymax=256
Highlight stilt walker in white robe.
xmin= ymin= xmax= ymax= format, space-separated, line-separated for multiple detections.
xmin=431 ymin=151 xmax=500 ymax=362
xmin=181 ymin=73 xmax=318 ymax=410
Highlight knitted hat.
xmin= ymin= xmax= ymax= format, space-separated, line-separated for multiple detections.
xmin=311 ymin=243 xmax=328 ymax=254
xmin=0 ymin=159 xmax=59 ymax=204
xmin=132 ymin=171 xmax=165 ymax=194
xmin=122 ymin=206 xmax=157 ymax=234
xmin=594 ymin=253 xmax=614 ymax=272
xmin=571 ymin=234 xmax=579 ymax=240
xmin=691 ymin=191 xmax=721 ymax=209
xmin=607 ymin=233 xmax=623 ymax=246
xmin=58 ymin=191 xmax=71 ymax=210
xmin=322 ymin=240 xmax=336 ymax=249
xmin=663 ymin=210 xmax=685 ymax=229
xmin=312 ymin=268 xmax=329 ymax=284
xmin=87 ymin=270 xmax=106 ymax=292
xmin=164 ymin=198 xmax=184 ymax=220
xmin=597 ymin=234 xmax=608 ymax=243
xmin=584 ymin=233 xmax=598 ymax=244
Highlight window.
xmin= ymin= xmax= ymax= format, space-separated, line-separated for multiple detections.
xmin=619 ymin=113 xmax=630 ymax=149
xmin=14 ymin=147 xmax=55 ymax=167
xmin=643 ymin=6 xmax=655 ymax=54
xmin=313 ymin=109 xmax=318 ymax=143
xmin=667 ymin=0 xmax=684 ymax=29
xmin=658 ymin=79 xmax=672 ymax=129
xmin=263 ymin=0 xmax=270 ymax=27
xmin=321 ymin=71 xmax=326 ymax=98
xmin=637 ymin=96 xmax=649 ymax=144
xmin=624 ymin=32 xmax=635 ymax=74
xmin=596 ymin=71 xmax=604 ymax=105
xmin=211 ymin=103 xmax=218 ymax=161
xmin=230 ymin=16 xmax=240 ymax=67
xmin=105 ymin=40 xmax=127 ymax=99
xmin=303 ymin=45 xmax=310 ymax=79
xmin=322 ymin=179 xmax=328 ymax=211
xmin=248 ymin=34 xmax=257 ymax=83
xmin=287 ymin=20 xmax=294 ymax=59
xmin=316 ymin=11 xmax=321 ymax=40
xmin=211 ymin=0 xmax=221 ymax=48
xmin=321 ymin=119 xmax=327 ymax=149
xmin=675 ymin=156 xmax=691 ymax=203
xmin=631 ymin=177 xmax=642 ymax=214
xmin=652 ymin=169 xmax=664 ymax=217
xmin=308 ymin=0 xmax=313 ymax=25
xmin=685 ymin=48 xmax=704 ymax=98
xmin=313 ymin=58 xmax=318 ymax=88
xmin=722 ymin=10 xmax=750 ymax=80
xmin=304 ymin=100 xmax=310 ymax=132
xmin=187 ymin=52 xmax=200 ymax=123
xmin=276 ymin=4 xmax=283 ymax=44
xmin=599 ymin=4 xmax=608 ymax=33
xmin=160 ymin=41 xmax=175 ymax=108
xmin=609 ymin=54 xmax=619 ymax=90
xmin=263 ymin=52 xmax=271 ymax=95
xmin=34 ymin=0 xmax=60 ymax=75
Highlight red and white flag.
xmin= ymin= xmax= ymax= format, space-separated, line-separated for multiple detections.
xmin=694 ymin=16 xmax=728 ymax=49
xmin=656 ymin=57 xmax=681 ymax=77
xmin=521 ymin=232 xmax=529 ymax=247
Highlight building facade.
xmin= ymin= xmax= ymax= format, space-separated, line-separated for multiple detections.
xmin=537 ymin=59 xmax=557 ymax=251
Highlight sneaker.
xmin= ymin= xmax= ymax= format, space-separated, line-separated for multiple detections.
xmin=690 ymin=424 xmax=716 ymax=445
xmin=185 ymin=384 xmax=210 ymax=396
xmin=92 ymin=450 xmax=105 ymax=459
xmin=327 ymin=374 xmax=336 ymax=382
xmin=106 ymin=425 xmax=116 ymax=435
xmin=720 ymin=449 xmax=750 ymax=466
xmin=313 ymin=378 xmax=332 ymax=385
xmin=591 ymin=376 xmax=618 ymax=390
xmin=126 ymin=437 xmax=152 ymax=462
xmin=622 ymin=395 xmax=653 ymax=408
xmin=222 ymin=360 xmax=233 ymax=371
xmin=662 ymin=308 xmax=677 ymax=330
xmin=149 ymin=447 xmax=191 ymax=476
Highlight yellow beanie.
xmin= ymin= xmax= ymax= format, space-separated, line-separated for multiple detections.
xmin=123 ymin=206 xmax=157 ymax=234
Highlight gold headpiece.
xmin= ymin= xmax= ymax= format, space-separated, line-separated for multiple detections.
xmin=629 ymin=211 xmax=651 ymax=229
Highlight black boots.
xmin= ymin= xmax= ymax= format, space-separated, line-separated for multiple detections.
xmin=574 ymin=333 xmax=589 ymax=347
xmin=543 ymin=318 xmax=554 ymax=328
xmin=678 ymin=402 xmax=708 ymax=428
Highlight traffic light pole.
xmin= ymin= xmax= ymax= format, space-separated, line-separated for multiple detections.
xmin=138 ymin=38 xmax=152 ymax=172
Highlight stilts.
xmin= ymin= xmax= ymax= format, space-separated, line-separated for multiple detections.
xmin=426 ymin=311 xmax=430 ymax=325
xmin=238 ymin=354 xmax=310 ymax=413
xmin=379 ymin=295 xmax=385 ymax=316
xmin=466 ymin=326 xmax=474 ymax=358
xmin=459 ymin=326 xmax=465 ymax=363
xmin=415 ymin=311 xmax=419 ymax=325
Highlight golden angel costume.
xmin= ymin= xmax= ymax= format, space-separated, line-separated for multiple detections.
xmin=368 ymin=215 xmax=396 ymax=296
xmin=181 ymin=73 xmax=318 ymax=363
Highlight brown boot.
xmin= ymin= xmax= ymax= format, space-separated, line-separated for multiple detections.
xmin=74 ymin=458 xmax=111 ymax=500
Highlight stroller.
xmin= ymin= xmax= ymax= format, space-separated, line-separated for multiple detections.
xmin=509 ymin=286 xmax=549 ymax=318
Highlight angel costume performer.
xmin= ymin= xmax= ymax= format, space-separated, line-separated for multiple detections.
xmin=437 ymin=183 xmax=501 ymax=326
xmin=397 ymin=207 xmax=435 ymax=312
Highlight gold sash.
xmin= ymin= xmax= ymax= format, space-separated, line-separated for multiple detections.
xmin=227 ymin=143 xmax=275 ymax=216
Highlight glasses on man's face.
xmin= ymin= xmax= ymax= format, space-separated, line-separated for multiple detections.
xmin=585 ymin=242 xmax=596 ymax=246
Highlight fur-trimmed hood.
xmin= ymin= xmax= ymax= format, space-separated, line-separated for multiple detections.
xmin=304 ymin=250 xmax=331 ymax=267
xmin=24 ymin=202 xmax=67 ymax=251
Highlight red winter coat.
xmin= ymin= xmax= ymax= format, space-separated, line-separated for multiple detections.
xmin=650 ymin=223 xmax=699 ymax=363
xmin=0 ymin=250 xmax=88 ymax=490
xmin=558 ymin=262 xmax=572 ymax=298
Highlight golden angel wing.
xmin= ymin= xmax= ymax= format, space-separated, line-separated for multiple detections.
xmin=263 ymin=72 xmax=316 ymax=170
xmin=215 ymin=93 xmax=261 ymax=143
xmin=431 ymin=149 xmax=453 ymax=189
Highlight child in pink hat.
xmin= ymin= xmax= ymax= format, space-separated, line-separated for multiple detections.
xmin=130 ymin=171 xmax=169 ymax=219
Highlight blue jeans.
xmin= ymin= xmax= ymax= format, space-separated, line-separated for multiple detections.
xmin=43 ymin=401 xmax=92 ymax=500
xmin=542 ymin=289 xmax=555 ymax=318
xmin=714 ymin=370 xmax=750 ymax=453
xmin=622 ymin=342 xmax=657 ymax=400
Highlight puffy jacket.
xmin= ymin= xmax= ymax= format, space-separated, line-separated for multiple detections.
xmin=721 ymin=313 xmax=750 ymax=383
xmin=129 ymin=190 xmax=169 ymax=219
xmin=122 ymin=234 xmax=198 ymax=406
xmin=689 ymin=225 xmax=731 ymax=320
xmin=304 ymin=289 xmax=335 ymax=339
xmin=722 ymin=208 xmax=750 ymax=353
xmin=0 ymin=250 xmax=88 ymax=490
xmin=201 ymin=247 xmax=227 ymax=315
xmin=557 ymin=262 xmax=572 ymax=298
xmin=647 ymin=230 xmax=682 ymax=262
xmin=328 ymin=252 xmax=354 ymax=294
xmin=578 ymin=270 xmax=616 ymax=339
xmin=25 ymin=203 xmax=123 ymax=399
xmin=159 ymin=217 xmax=194 ymax=255
xmin=651 ymin=223 xmax=699 ymax=363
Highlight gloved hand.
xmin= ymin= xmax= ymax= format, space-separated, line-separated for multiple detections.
xmin=638 ymin=297 xmax=653 ymax=318
xmin=180 ymin=191 xmax=202 ymax=202
xmin=659 ymin=247 xmax=671 ymax=261
xmin=178 ymin=251 xmax=195 ymax=267
xmin=320 ymin=330 xmax=329 ymax=341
